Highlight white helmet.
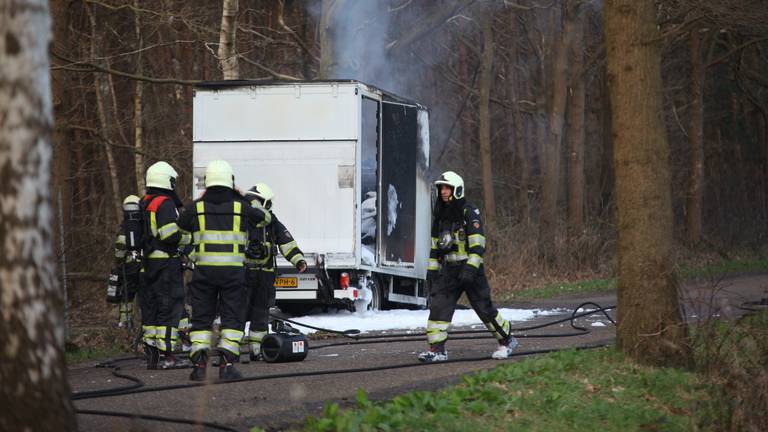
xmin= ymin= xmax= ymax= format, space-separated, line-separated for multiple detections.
xmin=434 ymin=171 xmax=464 ymax=200
xmin=245 ymin=183 xmax=274 ymax=209
xmin=122 ymin=195 xmax=140 ymax=206
xmin=204 ymin=160 xmax=234 ymax=188
xmin=146 ymin=161 xmax=178 ymax=190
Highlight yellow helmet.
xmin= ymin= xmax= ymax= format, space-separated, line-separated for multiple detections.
xmin=434 ymin=171 xmax=464 ymax=200
xmin=204 ymin=159 xmax=234 ymax=188
xmin=245 ymin=183 xmax=274 ymax=209
xmin=146 ymin=161 xmax=178 ymax=190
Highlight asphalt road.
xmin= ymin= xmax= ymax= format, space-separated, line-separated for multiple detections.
xmin=69 ymin=273 xmax=768 ymax=431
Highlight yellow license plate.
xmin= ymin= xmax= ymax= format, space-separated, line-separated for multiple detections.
xmin=274 ymin=277 xmax=298 ymax=288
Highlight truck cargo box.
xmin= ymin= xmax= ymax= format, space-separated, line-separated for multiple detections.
xmin=192 ymin=80 xmax=431 ymax=310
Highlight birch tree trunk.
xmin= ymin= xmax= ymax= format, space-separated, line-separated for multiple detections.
xmin=686 ymin=29 xmax=704 ymax=244
xmin=605 ymin=0 xmax=690 ymax=367
xmin=478 ymin=13 xmax=496 ymax=226
xmin=567 ymin=11 xmax=586 ymax=237
xmin=0 ymin=1 xmax=77 ymax=429
xmin=134 ymin=0 xmax=145 ymax=193
xmin=218 ymin=0 xmax=240 ymax=80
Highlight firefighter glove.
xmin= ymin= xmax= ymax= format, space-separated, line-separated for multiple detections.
xmin=458 ymin=265 xmax=477 ymax=285
xmin=297 ymin=260 xmax=307 ymax=273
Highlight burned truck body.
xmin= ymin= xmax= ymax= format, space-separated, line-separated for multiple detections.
xmin=192 ymin=80 xmax=431 ymax=311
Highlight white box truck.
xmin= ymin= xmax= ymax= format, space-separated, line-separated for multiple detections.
xmin=192 ymin=80 xmax=432 ymax=312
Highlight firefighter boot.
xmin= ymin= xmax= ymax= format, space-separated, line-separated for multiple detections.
xmin=417 ymin=344 xmax=448 ymax=363
xmin=144 ymin=344 xmax=160 ymax=370
xmin=491 ymin=336 xmax=519 ymax=360
xmin=189 ymin=352 xmax=208 ymax=381
xmin=219 ymin=363 xmax=243 ymax=381
xmin=161 ymin=353 xmax=193 ymax=369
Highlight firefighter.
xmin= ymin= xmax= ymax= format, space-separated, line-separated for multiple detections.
xmin=243 ymin=183 xmax=307 ymax=361
xmin=113 ymin=195 xmax=142 ymax=329
xmin=140 ymin=161 xmax=191 ymax=369
xmin=418 ymin=171 xmax=519 ymax=362
xmin=177 ymin=160 xmax=271 ymax=381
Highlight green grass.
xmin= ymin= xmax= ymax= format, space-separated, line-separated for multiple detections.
xmin=509 ymin=278 xmax=617 ymax=300
xmin=65 ymin=345 xmax=128 ymax=364
xmin=676 ymin=258 xmax=768 ymax=280
xmin=300 ymin=347 xmax=709 ymax=432
xmin=505 ymin=257 xmax=768 ymax=301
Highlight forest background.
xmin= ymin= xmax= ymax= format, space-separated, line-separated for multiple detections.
xmin=49 ymin=0 xmax=768 ymax=324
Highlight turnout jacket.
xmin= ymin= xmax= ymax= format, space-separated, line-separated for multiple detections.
xmin=428 ymin=199 xmax=486 ymax=271
xmin=141 ymin=188 xmax=190 ymax=260
xmin=245 ymin=209 xmax=305 ymax=271
xmin=177 ymin=187 xmax=271 ymax=267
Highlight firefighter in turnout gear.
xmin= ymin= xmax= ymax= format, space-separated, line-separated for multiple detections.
xmin=113 ymin=195 xmax=142 ymax=328
xmin=140 ymin=161 xmax=192 ymax=370
xmin=177 ymin=160 xmax=271 ymax=381
xmin=243 ymin=183 xmax=307 ymax=361
xmin=418 ymin=171 xmax=519 ymax=362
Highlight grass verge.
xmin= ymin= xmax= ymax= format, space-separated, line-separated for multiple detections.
xmin=692 ymin=309 xmax=768 ymax=431
xmin=65 ymin=345 xmax=128 ymax=364
xmin=299 ymin=347 xmax=708 ymax=432
xmin=503 ymin=257 xmax=768 ymax=301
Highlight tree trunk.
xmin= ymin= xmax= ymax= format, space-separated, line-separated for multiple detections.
xmin=540 ymin=2 xmax=572 ymax=260
xmin=218 ymin=0 xmax=240 ymax=80
xmin=478 ymin=13 xmax=496 ymax=225
xmin=458 ymin=37 xmax=474 ymax=174
xmin=89 ymin=5 xmax=122 ymax=221
xmin=0 ymin=1 xmax=78 ymax=429
xmin=51 ymin=0 xmax=72 ymax=262
xmin=686 ymin=29 xmax=704 ymax=244
xmin=567 ymin=11 xmax=586 ymax=237
xmin=507 ymin=18 xmax=530 ymax=222
xmin=604 ymin=0 xmax=690 ymax=367
xmin=134 ymin=0 xmax=145 ymax=193
xmin=319 ymin=0 xmax=346 ymax=79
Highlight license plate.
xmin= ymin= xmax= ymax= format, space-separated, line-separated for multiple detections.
xmin=274 ymin=277 xmax=298 ymax=288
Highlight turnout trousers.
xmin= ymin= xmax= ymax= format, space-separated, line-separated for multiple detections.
xmin=427 ymin=264 xmax=510 ymax=349
xmin=188 ymin=266 xmax=247 ymax=362
xmin=140 ymin=257 xmax=185 ymax=353
xmin=245 ymin=268 xmax=276 ymax=354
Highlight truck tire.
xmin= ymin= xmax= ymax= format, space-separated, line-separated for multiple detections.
xmin=366 ymin=275 xmax=389 ymax=311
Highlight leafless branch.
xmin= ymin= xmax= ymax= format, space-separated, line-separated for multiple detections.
xmin=51 ymin=51 xmax=201 ymax=86
xmin=277 ymin=0 xmax=320 ymax=63
xmin=239 ymin=56 xmax=301 ymax=81
xmin=707 ymin=37 xmax=768 ymax=67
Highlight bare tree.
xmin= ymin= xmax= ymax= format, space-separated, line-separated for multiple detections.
xmin=539 ymin=1 xmax=574 ymax=260
xmin=218 ymin=0 xmax=240 ymax=79
xmin=605 ymin=0 xmax=690 ymax=367
xmin=134 ymin=0 xmax=146 ymax=193
xmin=567 ymin=6 xmax=586 ymax=237
xmin=686 ymin=28 xmax=705 ymax=244
xmin=0 ymin=0 xmax=77 ymax=429
xmin=88 ymin=4 xmax=122 ymax=219
xmin=319 ymin=0 xmax=346 ymax=79
xmin=478 ymin=12 xmax=496 ymax=225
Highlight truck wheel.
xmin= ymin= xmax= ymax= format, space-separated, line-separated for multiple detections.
xmin=366 ymin=275 xmax=388 ymax=311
